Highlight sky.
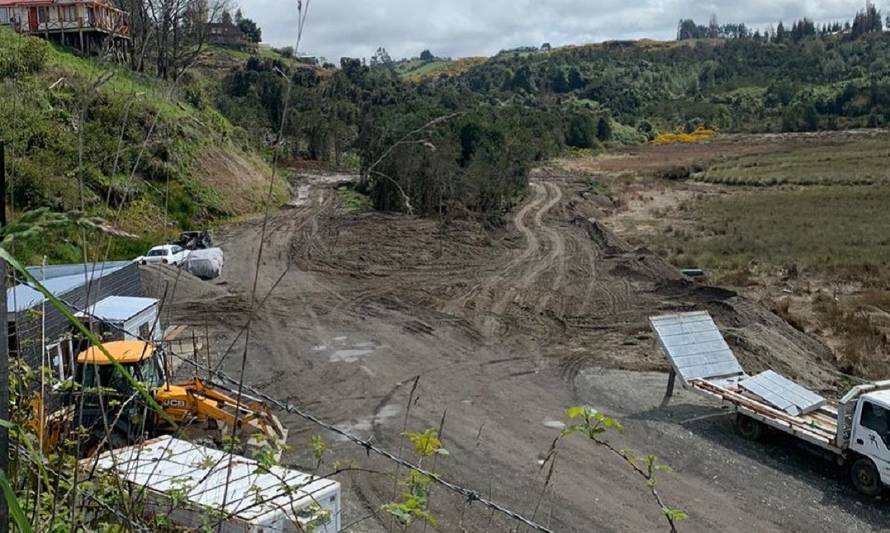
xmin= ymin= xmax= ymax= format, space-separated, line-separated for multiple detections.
xmin=238 ymin=0 xmax=885 ymax=62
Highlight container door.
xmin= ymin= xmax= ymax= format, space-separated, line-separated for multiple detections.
xmin=28 ymin=7 xmax=38 ymax=31
xmin=851 ymin=401 xmax=890 ymax=484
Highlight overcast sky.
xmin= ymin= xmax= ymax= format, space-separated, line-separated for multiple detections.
xmin=238 ymin=0 xmax=884 ymax=61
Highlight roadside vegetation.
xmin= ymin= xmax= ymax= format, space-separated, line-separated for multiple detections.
xmin=0 ymin=28 xmax=288 ymax=265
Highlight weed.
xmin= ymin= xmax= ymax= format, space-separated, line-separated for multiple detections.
xmin=337 ymin=188 xmax=372 ymax=211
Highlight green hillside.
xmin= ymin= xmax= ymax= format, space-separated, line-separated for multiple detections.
xmin=0 ymin=28 xmax=288 ymax=264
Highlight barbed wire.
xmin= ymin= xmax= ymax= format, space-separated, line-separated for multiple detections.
xmin=14 ymin=276 xmax=555 ymax=533
xmin=171 ymin=352 xmax=556 ymax=533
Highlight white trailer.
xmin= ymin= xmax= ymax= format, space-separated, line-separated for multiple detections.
xmin=651 ymin=311 xmax=890 ymax=496
xmin=76 ymin=295 xmax=162 ymax=342
xmin=86 ymin=435 xmax=341 ymax=532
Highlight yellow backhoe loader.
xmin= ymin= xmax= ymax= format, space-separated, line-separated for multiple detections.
xmin=35 ymin=340 xmax=287 ymax=457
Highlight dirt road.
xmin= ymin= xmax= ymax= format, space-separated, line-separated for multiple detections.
xmin=155 ymin=167 xmax=890 ymax=532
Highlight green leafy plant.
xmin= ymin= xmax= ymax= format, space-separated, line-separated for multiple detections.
xmin=383 ymin=429 xmax=447 ymax=529
xmin=548 ymin=406 xmax=687 ymax=531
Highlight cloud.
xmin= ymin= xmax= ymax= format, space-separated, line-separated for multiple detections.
xmin=236 ymin=0 xmax=876 ymax=61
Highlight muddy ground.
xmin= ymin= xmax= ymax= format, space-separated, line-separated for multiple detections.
xmin=146 ymin=164 xmax=890 ymax=532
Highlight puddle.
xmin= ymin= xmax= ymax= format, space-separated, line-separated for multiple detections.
xmin=315 ymin=334 xmax=381 ymax=363
xmin=333 ymin=403 xmax=400 ymax=439
xmin=290 ymin=184 xmax=312 ymax=207
xmin=330 ymin=348 xmax=375 ymax=363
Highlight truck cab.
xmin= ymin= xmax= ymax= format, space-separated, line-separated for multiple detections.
xmin=849 ymin=391 xmax=890 ymax=495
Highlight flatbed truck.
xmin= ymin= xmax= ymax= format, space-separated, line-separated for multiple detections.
xmin=652 ymin=311 xmax=890 ymax=496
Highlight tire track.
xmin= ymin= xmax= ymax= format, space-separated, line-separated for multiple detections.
xmin=483 ymin=181 xmax=565 ymax=336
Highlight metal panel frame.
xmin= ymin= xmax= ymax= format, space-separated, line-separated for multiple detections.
xmin=650 ymin=311 xmax=745 ymax=385
xmin=740 ymin=370 xmax=826 ymax=416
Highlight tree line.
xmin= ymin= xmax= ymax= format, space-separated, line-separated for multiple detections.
xmin=678 ymin=4 xmax=886 ymax=42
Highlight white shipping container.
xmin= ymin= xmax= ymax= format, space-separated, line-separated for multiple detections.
xmin=85 ymin=436 xmax=340 ymax=532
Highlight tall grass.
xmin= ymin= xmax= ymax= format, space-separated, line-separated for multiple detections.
xmin=669 ymin=185 xmax=890 ymax=279
xmin=698 ymin=134 xmax=890 ymax=186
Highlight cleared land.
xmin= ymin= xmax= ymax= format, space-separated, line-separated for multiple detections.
xmin=571 ymin=129 xmax=890 ymax=379
xmin=147 ymin=145 xmax=890 ymax=531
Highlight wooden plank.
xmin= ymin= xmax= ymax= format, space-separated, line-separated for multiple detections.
xmin=692 ymin=380 xmax=837 ymax=441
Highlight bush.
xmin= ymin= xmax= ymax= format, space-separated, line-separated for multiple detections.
xmin=609 ymin=120 xmax=648 ymax=145
xmin=0 ymin=30 xmax=48 ymax=79
xmin=565 ymin=113 xmax=597 ymax=148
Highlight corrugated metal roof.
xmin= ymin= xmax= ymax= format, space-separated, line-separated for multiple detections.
xmin=650 ymin=311 xmax=746 ymax=383
xmin=75 ymin=295 xmax=156 ymax=322
xmin=740 ymin=370 xmax=826 ymax=416
xmin=7 ymin=261 xmax=131 ymax=314
xmin=89 ymin=436 xmax=340 ymax=528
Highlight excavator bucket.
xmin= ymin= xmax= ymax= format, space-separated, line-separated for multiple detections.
xmin=156 ymin=378 xmax=289 ymax=459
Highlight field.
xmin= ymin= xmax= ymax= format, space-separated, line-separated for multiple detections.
xmin=699 ymin=133 xmax=890 ymax=186
xmin=668 ymin=186 xmax=890 ymax=276
xmin=570 ymin=130 xmax=890 ymax=378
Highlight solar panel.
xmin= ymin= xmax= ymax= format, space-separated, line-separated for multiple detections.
xmin=739 ymin=370 xmax=826 ymax=416
xmin=650 ymin=311 xmax=745 ymax=384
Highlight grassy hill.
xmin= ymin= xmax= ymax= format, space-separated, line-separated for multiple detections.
xmin=396 ymin=57 xmax=488 ymax=81
xmin=0 ymin=29 xmax=288 ymax=264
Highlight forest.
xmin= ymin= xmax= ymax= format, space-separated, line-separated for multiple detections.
xmin=212 ymin=5 xmax=890 ymax=219
xmin=4 ymin=4 xmax=890 ymax=244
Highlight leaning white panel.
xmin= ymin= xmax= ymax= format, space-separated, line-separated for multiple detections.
xmin=740 ymin=370 xmax=826 ymax=416
xmin=650 ymin=311 xmax=745 ymax=384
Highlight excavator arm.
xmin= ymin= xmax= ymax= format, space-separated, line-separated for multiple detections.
xmin=156 ymin=378 xmax=288 ymax=454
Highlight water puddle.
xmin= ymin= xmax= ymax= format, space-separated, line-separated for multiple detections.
xmin=334 ymin=403 xmax=401 ymax=439
xmin=314 ymin=335 xmax=381 ymax=363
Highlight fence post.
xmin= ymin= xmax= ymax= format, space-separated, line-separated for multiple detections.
xmin=0 ymin=139 xmax=10 ymax=533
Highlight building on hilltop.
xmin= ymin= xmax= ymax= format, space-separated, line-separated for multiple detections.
xmin=0 ymin=0 xmax=128 ymax=54
xmin=206 ymin=20 xmax=252 ymax=50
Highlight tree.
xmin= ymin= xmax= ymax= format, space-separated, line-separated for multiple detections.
xmin=852 ymin=3 xmax=883 ymax=38
xmin=419 ymin=49 xmax=434 ymax=61
xmin=549 ymin=67 xmax=569 ymax=93
xmin=596 ymin=117 xmax=612 ymax=141
xmin=511 ymin=64 xmax=536 ymax=93
xmin=567 ymin=66 xmax=585 ymax=90
xmin=135 ymin=0 xmax=231 ymax=80
xmin=790 ymin=18 xmax=815 ymax=41
xmin=708 ymin=14 xmax=719 ymax=39
xmin=238 ymin=17 xmax=262 ymax=43
xmin=541 ymin=42 xmax=552 ymax=51
xmin=565 ymin=114 xmax=597 ymax=148
xmin=371 ymin=47 xmax=394 ymax=68
xmin=775 ymin=21 xmax=787 ymax=43
xmin=677 ymin=19 xmax=704 ymax=40
xmin=221 ymin=10 xmax=233 ymax=25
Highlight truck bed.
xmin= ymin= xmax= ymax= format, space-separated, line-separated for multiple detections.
xmin=691 ymin=379 xmax=843 ymax=454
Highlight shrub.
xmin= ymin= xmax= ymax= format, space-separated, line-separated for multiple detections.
xmin=0 ymin=29 xmax=48 ymax=79
xmin=652 ymin=127 xmax=717 ymax=145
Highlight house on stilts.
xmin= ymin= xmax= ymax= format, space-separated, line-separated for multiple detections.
xmin=0 ymin=0 xmax=128 ymax=55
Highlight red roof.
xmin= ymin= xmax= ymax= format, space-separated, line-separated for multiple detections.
xmin=0 ymin=0 xmax=55 ymax=5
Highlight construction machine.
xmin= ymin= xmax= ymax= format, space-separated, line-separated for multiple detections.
xmin=41 ymin=340 xmax=287 ymax=457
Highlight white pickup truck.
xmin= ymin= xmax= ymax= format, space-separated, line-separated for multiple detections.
xmin=651 ymin=311 xmax=890 ymax=496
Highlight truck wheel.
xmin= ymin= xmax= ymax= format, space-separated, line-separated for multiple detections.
xmin=850 ymin=457 xmax=882 ymax=497
xmin=734 ymin=414 xmax=764 ymax=441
